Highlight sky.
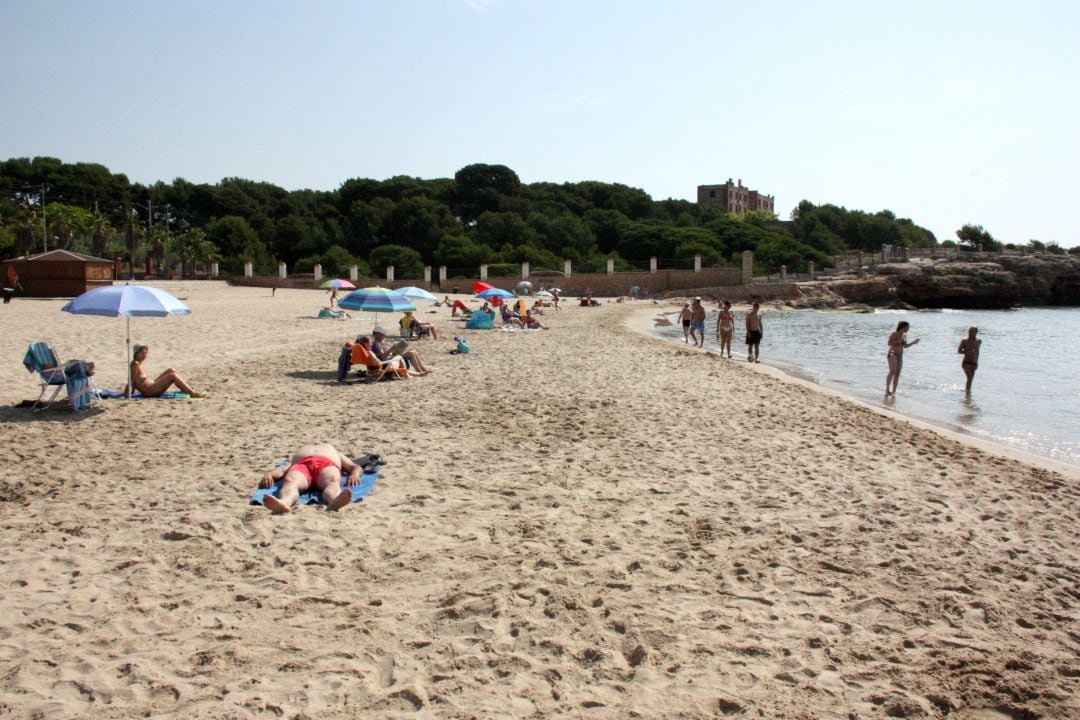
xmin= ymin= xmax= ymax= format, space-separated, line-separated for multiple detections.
xmin=3 ymin=0 xmax=1078 ymax=247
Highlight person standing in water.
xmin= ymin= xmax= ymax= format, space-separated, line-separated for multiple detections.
xmin=676 ymin=302 xmax=693 ymax=343
xmin=885 ymin=320 xmax=920 ymax=396
xmin=957 ymin=326 xmax=981 ymax=396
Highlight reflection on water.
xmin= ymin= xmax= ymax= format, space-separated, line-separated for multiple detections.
xmin=650 ymin=306 xmax=1080 ymax=468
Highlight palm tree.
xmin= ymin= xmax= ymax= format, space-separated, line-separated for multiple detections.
xmin=89 ymin=211 xmax=113 ymax=259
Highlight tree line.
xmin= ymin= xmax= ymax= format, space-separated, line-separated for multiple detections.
xmin=5 ymin=156 xmax=1058 ymax=280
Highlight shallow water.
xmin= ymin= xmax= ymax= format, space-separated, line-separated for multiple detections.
xmin=653 ymin=306 xmax=1080 ymax=468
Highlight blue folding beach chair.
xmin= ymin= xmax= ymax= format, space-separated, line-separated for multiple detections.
xmin=22 ymin=341 xmax=97 ymax=412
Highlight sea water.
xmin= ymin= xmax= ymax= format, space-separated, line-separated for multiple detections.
xmin=652 ymin=306 xmax=1080 ymax=468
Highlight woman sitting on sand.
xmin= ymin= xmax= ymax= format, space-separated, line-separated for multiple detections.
xmin=128 ymin=344 xmax=204 ymax=398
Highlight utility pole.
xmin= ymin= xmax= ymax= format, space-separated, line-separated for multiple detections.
xmin=41 ymin=184 xmax=48 ymax=253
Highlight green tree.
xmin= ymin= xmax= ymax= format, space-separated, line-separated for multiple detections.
xmin=956 ymin=224 xmax=1000 ymax=251
xmin=452 ymin=163 xmax=521 ymax=224
xmin=370 ymin=244 xmax=424 ymax=279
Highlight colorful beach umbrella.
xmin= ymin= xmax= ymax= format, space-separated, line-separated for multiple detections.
xmin=61 ymin=284 xmax=192 ymax=401
xmin=338 ymin=286 xmax=416 ymax=315
xmin=320 ymin=278 xmax=356 ymax=289
xmin=395 ymin=286 xmax=438 ymax=302
xmin=471 ymin=281 xmax=494 ymax=294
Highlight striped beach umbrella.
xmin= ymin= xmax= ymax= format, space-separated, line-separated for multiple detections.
xmin=338 ymin=286 xmax=417 ymax=315
xmin=319 ymin=278 xmax=356 ymax=289
xmin=395 ymin=286 xmax=438 ymax=302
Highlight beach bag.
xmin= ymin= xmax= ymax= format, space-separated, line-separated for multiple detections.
xmin=456 ymin=338 xmax=470 ymax=354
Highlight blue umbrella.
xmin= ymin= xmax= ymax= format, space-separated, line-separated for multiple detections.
xmin=338 ymin=287 xmax=417 ymax=319
xmin=475 ymin=287 xmax=514 ymax=300
xmin=62 ymin=284 xmax=192 ymax=401
xmin=395 ymin=286 xmax=438 ymax=302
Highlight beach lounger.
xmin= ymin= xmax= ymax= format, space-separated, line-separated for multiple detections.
xmin=348 ymin=343 xmax=409 ymax=381
xmin=22 ymin=341 xmax=97 ymax=412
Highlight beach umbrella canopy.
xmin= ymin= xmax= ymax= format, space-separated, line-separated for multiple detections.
xmin=476 ymin=287 xmax=514 ymax=300
xmin=338 ymin=286 xmax=416 ymax=313
xmin=320 ymin=278 xmax=356 ymax=289
xmin=534 ymin=290 xmax=554 ymax=299
xmin=471 ymin=281 xmax=494 ymax=294
xmin=61 ymin=284 xmax=192 ymax=400
xmin=395 ymin=286 xmax=437 ymax=302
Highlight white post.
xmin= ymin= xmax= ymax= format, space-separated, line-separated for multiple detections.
xmin=424 ymin=266 xmax=431 ymax=283
xmin=314 ymin=263 xmax=322 ymax=282
xmin=650 ymin=257 xmax=658 ymax=273
xmin=694 ymin=255 xmax=702 ymax=272
xmin=808 ymin=261 xmax=815 ymax=280
xmin=244 ymin=262 xmax=253 ymax=278
xmin=439 ymin=266 xmax=447 ymax=284
xmin=386 ymin=265 xmax=394 ymax=282
xmin=780 ymin=265 xmax=788 ymax=282
xmin=278 ymin=262 xmax=287 ymax=279
xmin=210 ymin=262 xmax=219 ymax=278
xmin=607 ymin=258 xmax=615 ymax=275
xmin=521 ymin=262 xmax=529 ymax=279
xmin=480 ymin=264 xmax=488 ymax=281
xmin=350 ymin=265 xmax=358 ymax=281
xmin=563 ymin=259 xmax=572 ymax=277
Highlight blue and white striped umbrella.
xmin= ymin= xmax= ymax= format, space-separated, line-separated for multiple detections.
xmin=338 ymin=286 xmax=416 ymax=313
xmin=475 ymin=287 xmax=514 ymax=301
xmin=395 ymin=286 xmax=438 ymax=302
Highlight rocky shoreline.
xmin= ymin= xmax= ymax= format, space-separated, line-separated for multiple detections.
xmin=788 ymin=254 xmax=1080 ymax=310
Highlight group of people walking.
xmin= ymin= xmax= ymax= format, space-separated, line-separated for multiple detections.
xmin=677 ymin=298 xmax=763 ymax=362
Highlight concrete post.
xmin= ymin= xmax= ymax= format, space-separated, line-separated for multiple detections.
xmin=607 ymin=258 xmax=615 ymax=275
xmin=350 ymin=265 xmax=358 ymax=281
xmin=278 ymin=262 xmax=287 ymax=279
xmin=741 ymin=251 xmax=753 ymax=285
xmin=563 ymin=259 xmax=572 ymax=277
xmin=857 ymin=251 xmax=864 ymax=268
xmin=439 ymin=266 xmax=447 ymax=285
xmin=808 ymin=261 xmax=815 ymax=280
xmin=386 ymin=265 xmax=394 ymax=282
xmin=780 ymin=265 xmax=787 ymax=282
xmin=694 ymin=255 xmax=702 ymax=272
xmin=423 ymin=266 xmax=431 ymax=283
xmin=522 ymin=262 xmax=529 ymax=279
xmin=480 ymin=264 xmax=488 ymax=281
xmin=244 ymin=262 xmax=252 ymax=278
xmin=210 ymin=262 xmax=219 ymax=278
xmin=650 ymin=257 xmax=658 ymax=273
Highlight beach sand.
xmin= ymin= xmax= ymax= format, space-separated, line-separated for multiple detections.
xmin=1 ymin=283 xmax=1077 ymax=719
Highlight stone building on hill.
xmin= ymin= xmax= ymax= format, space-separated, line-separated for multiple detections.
xmin=697 ymin=179 xmax=774 ymax=216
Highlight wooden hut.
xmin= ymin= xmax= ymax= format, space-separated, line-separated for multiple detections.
xmin=1 ymin=250 xmax=115 ymax=298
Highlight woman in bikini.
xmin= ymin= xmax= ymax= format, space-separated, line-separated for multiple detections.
xmin=128 ymin=344 xmax=204 ymax=398
xmin=885 ymin=321 xmax=919 ymax=396
xmin=957 ymin=326 xmax=981 ymax=396
xmin=716 ymin=300 xmax=734 ymax=358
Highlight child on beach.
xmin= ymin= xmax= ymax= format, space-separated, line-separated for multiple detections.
xmin=885 ymin=320 xmax=920 ymax=396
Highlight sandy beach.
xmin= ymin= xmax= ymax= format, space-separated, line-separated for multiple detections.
xmin=1 ymin=282 xmax=1077 ymax=720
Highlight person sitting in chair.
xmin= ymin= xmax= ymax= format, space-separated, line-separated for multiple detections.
xmin=128 ymin=344 xmax=204 ymax=397
xmin=372 ymin=327 xmax=431 ymax=375
xmin=402 ymin=311 xmax=438 ymax=339
xmin=258 ymin=443 xmax=360 ymax=514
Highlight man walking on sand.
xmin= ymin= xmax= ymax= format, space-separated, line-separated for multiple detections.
xmin=690 ymin=296 xmax=707 ymax=347
xmin=258 ymin=443 xmax=361 ymax=514
xmin=745 ymin=302 xmax=763 ymax=362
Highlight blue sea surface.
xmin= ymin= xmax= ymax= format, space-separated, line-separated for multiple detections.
xmin=653 ymin=306 xmax=1080 ymax=468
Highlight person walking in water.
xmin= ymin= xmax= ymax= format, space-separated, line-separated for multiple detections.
xmin=885 ymin=320 xmax=920 ymax=396
xmin=745 ymin=302 xmax=763 ymax=362
xmin=957 ymin=326 xmax=981 ymax=396
xmin=716 ymin=300 xmax=734 ymax=358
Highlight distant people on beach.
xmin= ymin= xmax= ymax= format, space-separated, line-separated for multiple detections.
xmin=258 ymin=443 xmax=360 ymax=514
xmin=716 ymin=300 xmax=734 ymax=358
xmin=690 ymin=297 xmax=706 ymax=347
xmin=328 ymin=287 xmax=338 ymax=307
xmin=677 ymin=302 xmax=692 ymax=343
xmin=128 ymin=343 xmax=204 ymax=398
xmin=957 ymin=326 xmax=981 ymax=396
xmin=745 ymin=302 xmax=763 ymax=362
xmin=885 ymin=320 xmax=920 ymax=396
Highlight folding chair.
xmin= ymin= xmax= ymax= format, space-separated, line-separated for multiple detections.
xmin=22 ymin=342 xmax=82 ymax=411
xmin=350 ymin=343 xmax=408 ymax=381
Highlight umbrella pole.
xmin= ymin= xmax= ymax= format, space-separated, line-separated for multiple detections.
xmin=125 ymin=316 xmax=132 ymax=402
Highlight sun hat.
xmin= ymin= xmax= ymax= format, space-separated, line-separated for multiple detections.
xmin=373 ymin=326 xmax=387 ymax=335
xmin=133 ymin=343 xmax=147 ymax=355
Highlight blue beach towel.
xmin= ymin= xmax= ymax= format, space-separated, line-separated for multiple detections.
xmin=249 ymin=462 xmax=381 ymax=507
xmin=96 ymin=388 xmax=190 ymax=400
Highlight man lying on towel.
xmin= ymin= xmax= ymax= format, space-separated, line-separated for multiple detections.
xmin=258 ymin=443 xmax=361 ymax=514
